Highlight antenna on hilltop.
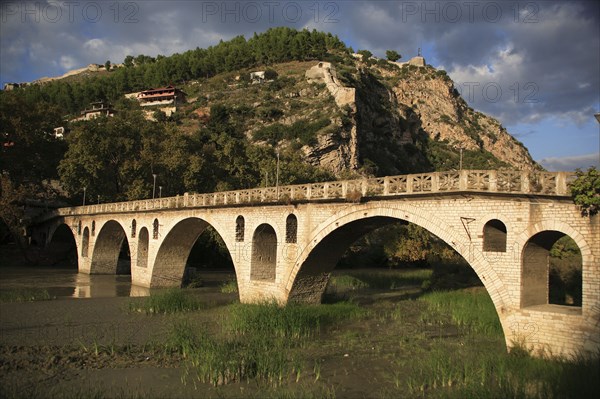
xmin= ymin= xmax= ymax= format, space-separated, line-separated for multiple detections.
xmin=418 ymin=47 xmax=422 ymax=57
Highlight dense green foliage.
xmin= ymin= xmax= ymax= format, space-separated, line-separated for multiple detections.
xmin=570 ymin=166 xmax=600 ymax=216
xmin=0 ymin=95 xmax=66 ymax=186
xmin=253 ymin=117 xmax=331 ymax=146
xmin=0 ymin=95 xmax=67 ymax=248
xmin=57 ymin=103 xmax=332 ymax=203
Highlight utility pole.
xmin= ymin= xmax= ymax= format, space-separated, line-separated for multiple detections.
xmin=275 ymin=151 xmax=280 ymax=198
xmin=152 ymin=174 xmax=157 ymax=199
xmin=459 ymin=148 xmax=463 ymax=170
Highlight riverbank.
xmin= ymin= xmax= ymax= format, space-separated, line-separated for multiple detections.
xmin=1 ymin=269 xmax=598 ymax=398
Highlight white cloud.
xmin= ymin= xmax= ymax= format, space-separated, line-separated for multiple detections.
xmin=59 ymin=55 xmax=77 ymax=70
xmin=539 ymin=153 xmax=600 ymax=171
xmin=83 ymin=38 xmax=106 ymax=52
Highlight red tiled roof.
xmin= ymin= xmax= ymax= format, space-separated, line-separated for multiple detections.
xmin=140 ymin=85 xmax=177 ymax=94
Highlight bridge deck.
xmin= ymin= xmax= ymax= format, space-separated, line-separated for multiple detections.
xmin=48 ymin=170 xmax=574 ymax=218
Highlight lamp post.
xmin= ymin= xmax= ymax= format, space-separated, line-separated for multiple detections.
xmin=152 ymin=174 xmax=157 ymax=199
xmin=82 ymin=187 xmax=86 ymax=206
xmin=97 ymin=195 xmax=100 ymax=204
xmin=459 ymin=147 xmax=463 ymax=170
xmin=275 ymin=150 xmax=280 ymax=198
xmin=159 ymin=186 xmax=163 ymax=198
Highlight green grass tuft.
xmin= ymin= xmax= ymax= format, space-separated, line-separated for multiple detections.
xmin=129 ymin=288 xmax=203 ymax=314
xmin=0 ymin=288 xmax=53 ymax=303
xmin=220 ymin=280 xmax=238 ymax=294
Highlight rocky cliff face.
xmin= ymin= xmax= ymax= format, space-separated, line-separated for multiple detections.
xmin=390 ymin=64 xmax=536 ymax=170
xmin=300 ymin=58 xmax=538 ymax=176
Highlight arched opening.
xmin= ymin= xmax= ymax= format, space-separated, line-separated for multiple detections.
xmin=235 ymin=216 xmax=245 ymax=242
xmin=483 ymin=219 xmax=506 ymax=252
xmin=251 ymin=224 xmax=277 ymax=282
xmin=137 ymin=227 xmax=149 ymax=268
xmin=286 ymin=214 xmax=298 ymax=244
xmin=288 ymin=217 xmax=398 ymax=302
xmin=46 ymin=223 xmax=78 ymax=268
xmin=77 ymin=220 xmax=82 ymax=235
xmin=131 ymin=219 xmax=137 ymax=238
xmin=81 ymin=227 xmax=89 ymax=258
xmin=287 ymin=215 xmax=488 ymax=306
xmin=91 ymin=221 xmax=96 ymax=236
xmin=152 ymin=218 xmax=234 ymax=288
xmin=521 ymin=231 xmax=582 ymax=308
xmin=91 ymin=220 xmax=130 ymax=275
xmin=185 ymin=225 xmax=236 ymax=288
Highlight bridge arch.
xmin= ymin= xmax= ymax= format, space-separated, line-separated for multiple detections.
xmin=285 ymin=203 xmax=510 ymax=317
xmin=517 ymin=220 xmax=591 ymax=311
xmin=151 ymin=217 xmax=232 ymax=287
xmin=46 ymin=223 xmax=78 ymax=268
xmin=90 ymin=220 xmax=130 ymax=274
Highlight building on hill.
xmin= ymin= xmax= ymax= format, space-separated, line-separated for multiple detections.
xmin=73 ymin=101 xmax=116 ymax=122
xmin=53 ymin=126 xmax=66 ymax=139
xmin=250 ymin=71 xmax=266 ymax=84
xmin=137 ymin=85 xmax=187 ymax=107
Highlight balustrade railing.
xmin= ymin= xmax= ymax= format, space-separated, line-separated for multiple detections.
xmin=50 ymin=170 xmax=574 ymax=217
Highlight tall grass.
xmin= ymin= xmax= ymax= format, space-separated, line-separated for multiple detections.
xmin=129 ymin=288 xmax=203 ymax=314
xmin=420 ymin=288 xmax=502 ymax=336
xmin=169 ymin=301 xmax=364 ymax=387
xmin=400 ymin=288 xmax=600 ymax=398
xmin=405 ymin=344 xmax=600 ymax=398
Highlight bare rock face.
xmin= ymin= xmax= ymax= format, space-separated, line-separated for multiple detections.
xmin=305 ymin=62 xmax=356 ymax=110
xmin=392 ymin=68 xmax=537 ymax=170
xmin=300 ymin=59 xmax=537 ymax=177
xmin=303 ymin=62 xmax=359 ymax=172
xmin=304 ymin=129 xmax=356 ymax=174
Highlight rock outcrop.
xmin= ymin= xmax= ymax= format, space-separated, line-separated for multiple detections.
xmin=302 ymin=59 xmax=537 ymax=175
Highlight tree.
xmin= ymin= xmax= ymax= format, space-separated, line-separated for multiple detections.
xmin=104 ymin=60 xmax=111 ymax=71
xmin=0 ymin=94 xmax=66 ymax=185
xmin=357 ymin=50 xmax=372 ymax=61
xmin=58 ymin=111 xmax=164 ymax=201
xmin=386 ymin=50 xmax=401 ymax=62
xmin=570 ymin=166 xmax=600 ymax=217
xmin=124 ymin=55 xmax=134 ymax=68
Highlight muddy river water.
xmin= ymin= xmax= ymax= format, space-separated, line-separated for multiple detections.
xmin=0 ymin=267 xmax=149 ymax=298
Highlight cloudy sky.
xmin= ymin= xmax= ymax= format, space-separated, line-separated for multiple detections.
xmin=1 ymin=0 xmax=598 ymax=170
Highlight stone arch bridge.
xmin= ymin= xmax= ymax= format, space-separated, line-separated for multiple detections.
xmin=32 ymin=170 xmax=599 ymax=358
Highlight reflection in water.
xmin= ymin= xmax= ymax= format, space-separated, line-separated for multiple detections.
xmin=0 ymin=267 xmax=149 ymax=299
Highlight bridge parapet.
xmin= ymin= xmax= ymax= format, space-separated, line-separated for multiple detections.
xmin=47 ymin=170 xmax=574 ymax=218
